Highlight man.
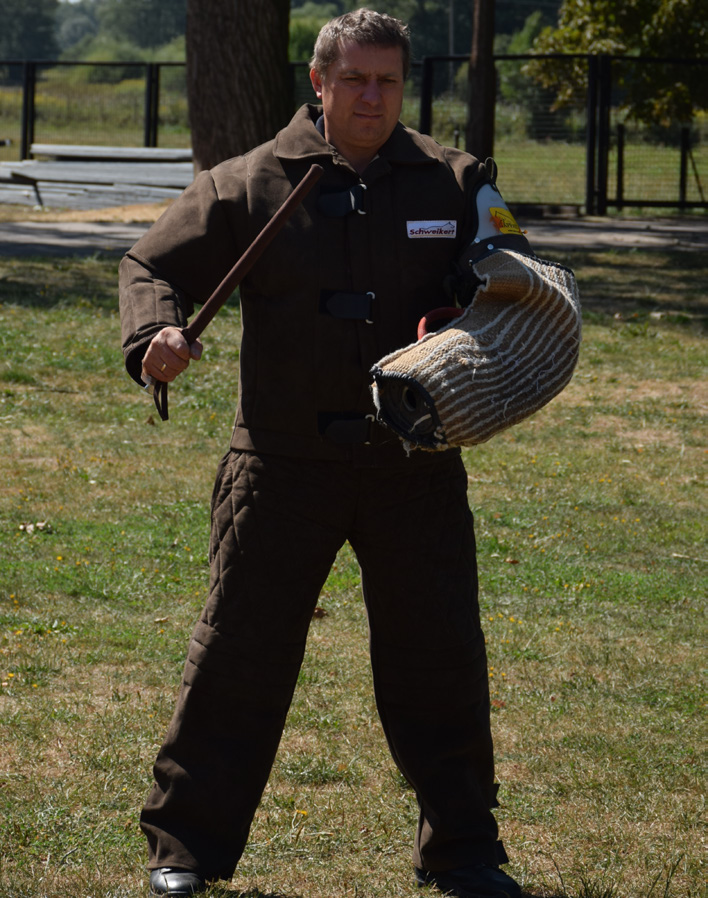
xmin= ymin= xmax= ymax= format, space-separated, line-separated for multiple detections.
xmin=120 ymin=10 xmax=532 ymax=898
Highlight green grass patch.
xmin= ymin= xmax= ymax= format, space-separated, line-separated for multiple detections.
xmin=0 ymin=250 xmax=705 ymax=897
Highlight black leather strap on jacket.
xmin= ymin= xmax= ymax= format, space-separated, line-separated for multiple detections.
xmin=317 ymin=183 xmax=367 ymax=217
xmin=320 ymin=290 xmax=374 ymax=322
xmin=318 ymin=412 xmax=374 ymax=444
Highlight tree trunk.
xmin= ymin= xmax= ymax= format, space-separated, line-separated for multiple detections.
xmin=466 ymin=0 xmax=495 ymax=161
xmin=186 ymin=0 xmax=292 ymax=173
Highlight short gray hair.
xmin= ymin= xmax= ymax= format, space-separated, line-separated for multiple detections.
xmin=310 ymin=7 xmax=411 ymax=80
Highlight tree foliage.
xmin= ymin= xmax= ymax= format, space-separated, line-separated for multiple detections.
xmin=0 ymin=0 xmax=59 ymax=59
xmin=496 ymin=12 xmax=572 ymax=140
xmin=289 ymin=0 xmax=562 ymax=62
xmin=4 ymin=1 xmax=570 ymax=63
xmin=97 ymin=0 xmax=186 ymax=49
xmin=289 ymin=4 xmax=339 ymax=62
xmin=56 ymin=0 xmax=100 ymax=53
xmin=528 ymin=0 xmax=708 ymax=124
xmin=55 ymin=0 xmax=186 ymax=56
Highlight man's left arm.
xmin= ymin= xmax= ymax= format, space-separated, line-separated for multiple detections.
xmin=370 ymin=160 xmax=581 ymax=450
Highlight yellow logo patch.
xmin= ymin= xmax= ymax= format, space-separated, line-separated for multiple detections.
xmin=489 ymin=207 xmax=522 ymax=235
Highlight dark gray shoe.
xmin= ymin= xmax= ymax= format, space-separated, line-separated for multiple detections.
xmin=415 ymin=864 xmax=521 ymax=898
xmin=149 ymin=868 xmax=206 ymax=896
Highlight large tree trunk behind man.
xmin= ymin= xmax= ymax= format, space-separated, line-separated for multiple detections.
xmin=465 ymin=0 xmax=495 ymax=161
xmin=186 ymin=0 xmax=292 ymax=174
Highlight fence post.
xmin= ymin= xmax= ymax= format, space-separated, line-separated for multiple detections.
xmin=20 ymin=61 xmax=37 ymax=160
xmin=152 ymin=64 xmax=161 ymax=146
xmin=596 ymin=54 xmax=612 ymax=216
xmin=679 ymin=126 xmax=689 ymax=206
xmin=616 ymin=123 xmax=625 ymax=210
xmin=144 ymin=63 xmax=160 ymax=147
xmin=419 ymin=57 xmax=434 ymax=135
xmin=585 ymin=55 xmax=598 ymax=215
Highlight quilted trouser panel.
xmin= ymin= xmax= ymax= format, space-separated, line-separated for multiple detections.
xmin=349 ymin=452 xmax=499 ymax=870
xmin=141 ymin=450 xmax=499 ymax=877
xmin=140 ymin=451 xmax=347 ymax=876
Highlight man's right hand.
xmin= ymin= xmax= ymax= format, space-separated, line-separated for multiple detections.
xmin=141 ymin=326 xmax=203 ymax=384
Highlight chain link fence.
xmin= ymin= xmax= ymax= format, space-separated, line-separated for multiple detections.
xmin=1 ymin=55 xmax=706 ymax=210
xmin=0 ymin=61 xmax=189 ymax=162
xmin=607 ymin=58 xmax=707 ymax=208
xmin=416 ymin=54 xmax=707 ymax=211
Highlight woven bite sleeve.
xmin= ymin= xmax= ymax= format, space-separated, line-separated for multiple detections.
xmin=370 ymin=250 xmax=581 ymax=450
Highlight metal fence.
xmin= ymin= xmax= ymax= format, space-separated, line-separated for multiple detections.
xmin=588 ymin=55 xmax=707 ymax=213
xmin=1 ymin=55 xmax=706 ymax=211
xmin=0 ymin=60 xmax=189 ymax=160
xmin=417 ymin=53 xmax=707 ymax=213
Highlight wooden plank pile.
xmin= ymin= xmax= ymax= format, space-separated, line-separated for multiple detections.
xmin=0 ymin=144 xmax=194 ymax=209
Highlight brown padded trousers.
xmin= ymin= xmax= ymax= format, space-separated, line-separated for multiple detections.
xmin=140 ymin=449 xmax=501 ymax=878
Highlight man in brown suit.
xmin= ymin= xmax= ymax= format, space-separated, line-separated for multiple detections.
xmin=120 ymin=9 xmax=530 ymax=898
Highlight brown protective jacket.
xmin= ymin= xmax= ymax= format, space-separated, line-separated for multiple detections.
xmin=119 ymin=104 xmax=493 ymax=464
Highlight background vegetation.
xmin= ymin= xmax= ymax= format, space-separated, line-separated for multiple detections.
xmin=1 ymin=0 xmax=705 ymax=202
xmin=0 ymin=239 xmax=705 ymax=898
xmin=3 ymin=0 xmax=704 ymax=128
xmin=1 ymin=0 xmax=564 ymax=68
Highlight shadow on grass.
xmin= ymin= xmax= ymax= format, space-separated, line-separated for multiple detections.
xmin=2 ymin=247 xmax=707 ymax=328
xmin=521 ymin=893 xmax=567 ymax=898
xmin=0 ymin=254 xmax=242 ymax=313
xmin=202 ymin=886 xmax=570 ymax=898
xmin=0 ymin=255 xmax=119 ymax=310
xmin=194 ymin=879 xmax=573 ymax=898
xmin=551 ymin=249 xmax=708 ymax=328
xmin=215 ymin=890 xmax=300 ymax=898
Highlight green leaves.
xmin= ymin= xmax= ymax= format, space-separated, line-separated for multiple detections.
xmin=528 ymin=0 xmax=708 ymax=125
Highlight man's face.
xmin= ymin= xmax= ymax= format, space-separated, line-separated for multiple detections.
xmin=310 ymin=40 xmax=405 ymax=171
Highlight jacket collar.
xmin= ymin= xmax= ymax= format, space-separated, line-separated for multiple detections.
xmin=273 ymin=104 xmax=439 ymax=168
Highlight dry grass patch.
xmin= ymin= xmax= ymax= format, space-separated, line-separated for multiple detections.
xmin=0 ymin=201 xmax=172 ymax=224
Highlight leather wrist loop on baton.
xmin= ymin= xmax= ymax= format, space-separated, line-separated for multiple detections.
xmin=153 ymin=379 xmax=168 ymax=420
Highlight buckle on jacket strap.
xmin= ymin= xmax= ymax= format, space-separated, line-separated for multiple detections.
xmin=320 ymin=290 xmax=374 ymax=323
xmin=318 ymin=412 xmax=375 ymax=444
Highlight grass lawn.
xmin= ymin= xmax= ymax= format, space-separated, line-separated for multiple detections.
xmin=0 ymin=241 xmax=705 ymax=898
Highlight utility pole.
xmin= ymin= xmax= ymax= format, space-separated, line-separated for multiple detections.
xmin=448 ymin=0 xmax=455 ymax=92
xmin=466 ymin=0 xmax=495 ymax=160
